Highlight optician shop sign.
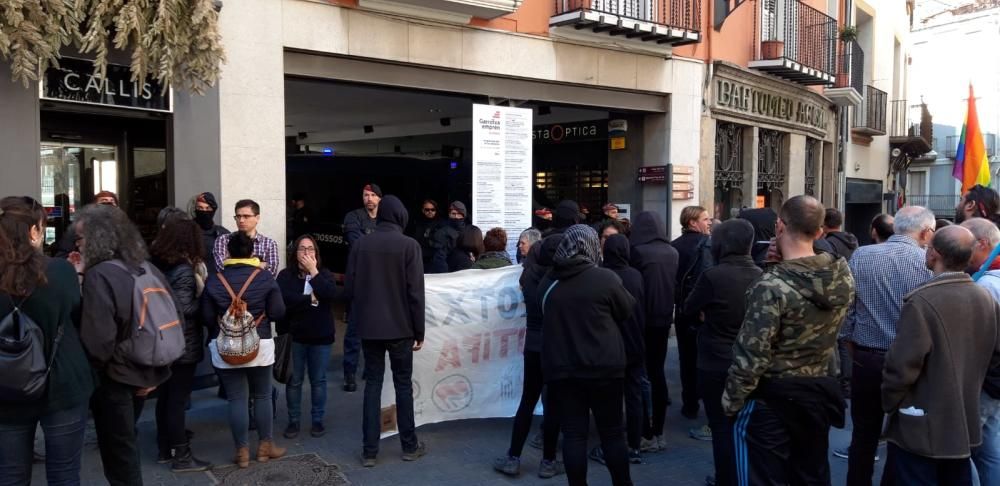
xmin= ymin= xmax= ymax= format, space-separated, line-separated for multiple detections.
xmin=40 ymin=57 xmax=172 ymax=112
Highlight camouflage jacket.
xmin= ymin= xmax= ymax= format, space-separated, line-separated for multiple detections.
xmin=722 ymin=252 xmax=855 ymax=415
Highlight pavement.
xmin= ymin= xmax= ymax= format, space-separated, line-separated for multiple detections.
xmin=32 ymin=326 xmax=883 ymax=485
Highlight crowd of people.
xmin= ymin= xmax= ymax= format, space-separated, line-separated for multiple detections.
xmin=2 ymin=181 xmax=1000 ymax=486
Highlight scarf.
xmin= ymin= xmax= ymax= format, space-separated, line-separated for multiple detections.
xmin=223 ymin=257 xmax=261 ymax=268
xmin=555 ymin=224 xmax=601 ymax=265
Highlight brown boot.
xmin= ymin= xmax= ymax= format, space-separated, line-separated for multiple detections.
xmin=234 ymin=447 xmax=250 ymax=468
xmin=256 ymin=440 xmax=286 ymax=463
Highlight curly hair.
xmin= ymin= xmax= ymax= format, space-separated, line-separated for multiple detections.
xmin=0 ymin=196 xmax=47 ymax=296
xmin=150 ymin=218 xmax=204 ymax=266
xmin=76 ymin=204 xmax=148 ymax=270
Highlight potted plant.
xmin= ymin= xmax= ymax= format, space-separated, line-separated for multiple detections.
xmin=761 ymin=37 xmax=784 ymax=60
xmin=834 ymin=25 xmax=859 ymax=87
xmin=839 ymin=25 xmax=858 ymax=43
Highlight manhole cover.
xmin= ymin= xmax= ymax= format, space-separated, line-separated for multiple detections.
xmin=208 ymin=453 xmax=349 ymax=486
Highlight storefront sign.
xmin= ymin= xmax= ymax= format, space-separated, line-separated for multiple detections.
xmin=41 ymin=58 xmax=172 ymax=112
xmin=714 ymin=78 xmax=827 ymax=132
xmin=533 ymin=121 xmax=606 ymax=144
xmin=472 ymin=104 xmax=533 ymax=258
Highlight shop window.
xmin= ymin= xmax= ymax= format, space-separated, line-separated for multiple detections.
xmin=714 ymin=122 xmax=746 ymax=220
xmin=805 ymin=137 xmax=820 ymax=198
xmin=757 ymin=129 xmax=787 ymax=210
xmin=534 ymin=168 xmax=608 ymax=217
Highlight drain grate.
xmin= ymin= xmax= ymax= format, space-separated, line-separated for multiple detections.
xmin=207 ymin=453 xmax=350 ymax=486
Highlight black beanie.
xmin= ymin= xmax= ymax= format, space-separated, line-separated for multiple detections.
xmin=363 ymin=183 xmax=383 ymax=198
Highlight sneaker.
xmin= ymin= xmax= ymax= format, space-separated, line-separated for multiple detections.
xmin=689 ymin=424 xmax=713 ymax=441
xmin=639 ymin=436 xmax=661 ymax=453
xmin=310 ymin=423 xmax=326 ymax=438
xmin=657 ymin=435 xmax=667 ymax=451
xmin=588 ymin=446 xmax=606 ymax=465
xmin=343 ymin=375 xmax=358 ymax=393
xmin=628 ymin=448 xmax=642 ymax=464
xmin=493 ymin=455 xmax=520 ymax=476
xmin=362 ymin=456 xmax=377 ymax=468
xmin=538 ymin=459 xmax=565 ymax=479
xmin=171 ymin=446 xmax=212 ymax=473
xmin=401 ymin=442 xmax=427 ymax=461
xmin=284 ymin=422 xmax=300 ymax=439
xmin=528 ymin=433 xmax=544 ymax=450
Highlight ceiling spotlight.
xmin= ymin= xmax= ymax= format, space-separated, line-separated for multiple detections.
xmin=297 ymin=131 xmax=307 ymax=140
xmin=363 ymin=125 xmax=374 ymax=134
xmin=440 ymin=117 xmax=451 ymax=127
xmin=429 ymin=108 xmax=441 ymax=113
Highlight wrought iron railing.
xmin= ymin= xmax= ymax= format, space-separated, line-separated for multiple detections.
xmin=905 ymin=195 xmax=962 ymax=216
xmin=854 ymin=85 xmax=887 ymax=133
xmin=555 ymin=0 xmax=702 ymax=31
xmin=889 ymin=99 xmax=909 ymax=137
xmin=834 ymin=40 xmax=864 ymax=90
xmin=757 ymin=0 xmax=837 ymax=75
xmin=945 ymin=135 xmax=959 ymax=158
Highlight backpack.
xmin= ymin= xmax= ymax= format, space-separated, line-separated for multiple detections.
xmin=0 ymin=293 xmax=62 ymax=402
xmin=215 ymin=269 xmax=263 ymax=365
xmin=108 ymin=260 xmax=185 ymax=367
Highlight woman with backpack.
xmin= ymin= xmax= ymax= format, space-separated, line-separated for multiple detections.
xmin=0 ymin=196 xmax=95 ymax=485
xmin=201 ymin=231 xmax=287 ymax=468
xmin=149 ymin=214 xmax=212 ymax=472
xmin=276 ymin=235 xmax=339 ymax=439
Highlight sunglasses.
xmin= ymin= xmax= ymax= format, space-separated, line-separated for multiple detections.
xmin=423 ymin=208 xmax=437 ymax=212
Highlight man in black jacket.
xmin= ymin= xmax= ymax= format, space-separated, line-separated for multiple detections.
xmin=629 ymin=210 xmax=679 ymax=453
xmin=345 ymin=195 xmax=426 ymax=467
xmin=823 ymin=208 xmax=859 ymax=260
xmin=671 ymin=206 xmax=713 ymax=421
xmin=192 ymin=192 xmax=230 ymax=273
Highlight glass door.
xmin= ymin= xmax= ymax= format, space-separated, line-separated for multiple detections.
xmin=40 ymin=143 xmax=117 ymax=248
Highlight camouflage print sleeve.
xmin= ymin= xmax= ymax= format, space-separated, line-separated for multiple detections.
xmin=722 ymin=275 xmax=784 ymax=415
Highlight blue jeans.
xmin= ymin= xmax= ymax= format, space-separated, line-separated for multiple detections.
xmin=286 ymin=342 xmax=331 ymax=425
xmin=362 ymin=339 xmax=418 ymax=458
xmin=216 ymin=365 xmax=274 ymax=448
xmin=343 ymin=313 xmax=361 ymax=378
xmin=0 ymin=403 xmax=88 ymax=486
xmin=974 ymin=392 xmax=1000 ymax=486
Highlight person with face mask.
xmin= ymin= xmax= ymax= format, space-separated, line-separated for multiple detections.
xmin=191 ymin=192 xmax=230 ymax=274
xmin=427 ymin=201 xmax=469 ymax=274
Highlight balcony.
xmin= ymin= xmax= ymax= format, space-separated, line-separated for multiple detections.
xmin=748 ymin=0 xmax=836 ymax=86
xmin=852 ymin=85 xmax=887 ymax=136
xmin=550 ymin=0 xmax=702 ymax=50
xmin=890 ymin=99 xmax=933 ymax=157
xmin=825 ymin=40 xmax=864 ymax=107
xmin=359 ymin=0 xmax=523 ymax=23
xmin=945 ymin=135 xmax=959 ymax=159
xmin=906 ymin=195 xmax=962 ymax=218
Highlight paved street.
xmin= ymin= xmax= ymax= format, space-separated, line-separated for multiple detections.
xmin=37 ymin=330 xmax=881 ymax=485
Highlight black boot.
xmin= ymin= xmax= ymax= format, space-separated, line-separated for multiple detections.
xmin=171 ymin=443 xmax=212 ymax=473
xmin=344 ymin=374 xmax=357 ymax=393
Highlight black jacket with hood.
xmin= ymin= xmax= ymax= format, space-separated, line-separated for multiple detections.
xmin=152 ymin=259 xmax=204 ymax=365
xmin=520 ymin=235 xmax=563 ymax=353
xmin=684 ymin=219 xmax=762 ymax=372
xmin=672 ymin=230 xmax=713 ymax=322
xmin=629 ymin=211 xmax=679 ymax=327
xmin=603 ymin=234 xmax=646 ymax=366
xmin=345 ymin=195 xmax=426 ymax=342
xmin=825 ymin=231 xmax=859 ymax=261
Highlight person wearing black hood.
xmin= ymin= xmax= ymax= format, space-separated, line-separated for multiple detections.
xmin=545 ymin=200 xmax=584 ymax=236
xmin=345 ymin=195 xmax=427 ymax=467
xmin=192 ymin=192 xmax=230 ymax=273
xmin=493 ymin=234 xmax=565 ymax=479
xmin=410 ymin=199 xmax=442 ymax=270
xmin=428 ymin=201 xmax=478 ymax=273
xmin=539 ymin=225 xmax=635 ymax=486
xmin=822 ymin=208 xmax=859 ymax=261
xmin=629 ymin=211 xmax=679 ymax=453
xmin=671 ymin=206 xmax=713 ymax=421
xmin=684 ymin=219 xmax=762 ymax=486
xmin=738 ymin=207 xmax=777 ymax=266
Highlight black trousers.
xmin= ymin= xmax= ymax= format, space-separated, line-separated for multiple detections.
xmin=624 ymin=363 xmax=646 ymax=450
xmin=675 ymin=318 xmax=700 ymax=414
xmin=847 ymin=347 xmax=894 ymax=486
xmin=91 ymin=376 xmax=143 ymax=486
xmin=362 ymin=339 xmax=418 ymax=458
xmin=155 ymin=362 xmax=198 ymax=450
xmin=551 ymin=378 xmax=632 ymax=486
xmin=508 ymin=350 xmax=559 ymax=460
xmin=699 ymin=368 xmax=734 ymax=486
xmin=733 ymin=399 xmax=832 ymax=486
xmin=644 ymin=326 xmax=670 ymax=439
xmin=890 ymin=443 xmax=973 ymax=486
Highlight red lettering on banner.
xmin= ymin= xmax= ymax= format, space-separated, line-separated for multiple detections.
xmin=436 ymin=339 xmax=461 ymax=372
xmin=494 ymin=328 xmax=520 ymax=358
xmin=434 ymin=327 xmax=528 ymax=372
xmin=462 ymin=334 xmax=482 ymax=364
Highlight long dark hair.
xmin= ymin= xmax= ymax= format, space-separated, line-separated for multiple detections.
xmin=76 ymin=203 xmax=149 ymax=270
xmin=459 ymin=225 xmax=485 ymax=259
xmin=0 ymin=197 xmax=47 ymax=296
xmin=289 ymin=234 xmax=322 ymax=273
xmin=150 ymin=218 xmax=204 ymax=266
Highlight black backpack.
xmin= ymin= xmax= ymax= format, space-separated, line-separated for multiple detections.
xmin=0 ymin=293 xmax=62 ymax=403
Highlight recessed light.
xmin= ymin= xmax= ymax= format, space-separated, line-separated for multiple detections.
xmin=429 ymin=108 xmax=441 ymax=113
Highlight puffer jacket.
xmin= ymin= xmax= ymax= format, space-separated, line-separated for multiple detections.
xmin=154 ymin=259 xmax=204 ymax=365
xmin=201 ymin=263 xmax=286 ymax=340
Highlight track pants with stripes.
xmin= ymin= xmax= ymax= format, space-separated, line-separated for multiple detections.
xmin=732 ymin=398 xmax=833 ymax=486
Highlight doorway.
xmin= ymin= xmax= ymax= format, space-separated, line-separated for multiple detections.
xmin=40 ymin=143 xmax=118 ymax=247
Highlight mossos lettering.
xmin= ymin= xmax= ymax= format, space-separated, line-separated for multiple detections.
xmin=714 ymin=78 xmax=828 ymax=131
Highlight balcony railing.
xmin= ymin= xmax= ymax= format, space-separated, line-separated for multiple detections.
xmin=551 ymin=1 xmax=702 ymax=46
xmin=835 ymin=40 xmax=864 ymax=90
xmin=853 ymin=85 xmax=887 ymax=135
xmin=905 ymin=195 xmax=962 ymax=217
xmin=889 ymin=99 xmax=909 ymax=138
xmin=945 ymin=135 xmax=959 ymax=158
xmin=749 ymin=0 xmax=836 ymax=85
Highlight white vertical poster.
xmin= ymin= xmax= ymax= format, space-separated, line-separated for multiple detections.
xmin=471 ymin=104 xmax=533 ymax=259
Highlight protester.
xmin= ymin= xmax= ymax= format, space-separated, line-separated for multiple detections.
xmin=52 ymin=190 xmax=119 ymax=258
xmin=684 ymin=218 xmax=761 ymax=486
xmin=516 ymin=228 xmax=542 ymax=264
xmin=0 ymin=196 xmax=94 ymax=485
xmin=77 ymin=203 xmax=175 ymax=484
xmin=149 ymin=215 xmax=212 ymax=472
xmin=539 ymin=225 xmax=635 ymax=486
xmin=598 ymin=219 xmax=626 ymax=248
xmin=672 ymin=206 xmax=712 ymax=422
xmin=212 ymin=199 xmax=279 ymax=277
xmin=447 ymin=225 xmax=484 ymax=272
xmin=494 ymin=235 xmax=565 ymax=479
xmin=344 ymin=184 xmax=382 ymax=245
xmin=289 ymin=193 xmax=313 ymax=241
xmin=345 ymin=195 xmax=427 ymax=467
xmin=724 ymin=195 xmax=854 ymax=485
xmin=936 ymin=218 xmax=953 ymax=231
xmin=602 ymin=203 xmax=620 ymax=222
xmin=474 ymin=228 xmax=513 ymax=269
xmin=956 ymin=184 xmax=1000 ymax=226
xmin=871 ymin=213 xmax=895 ymax=244
xmin=277 ymin=235 xmax=339 ymax=439
xmin=882 ymin=225 xmax=1000 ymax=485
xmin=202 ymin=232 xmax=287 ymax=468
xmin=191 ymin=192 xmax=230 ymax=273
xmin=738 ymin=207 xmax=778 ymax=266
xmin=823 ymin=208 xmax=859 ymax=260
xmin=547 ymin=200 xmax=584 ymax=236
xmin=837 ymin=206 xmax=936 ymax=483
xmin=960 ymin=218 xmax=1000 ymax=485
xmin=427 ymin=201 xmax=469 ymax=274
xmin=629 ymin=211 xmax=678 ymax=452
xmin=596 ymin=233 xmax=647 ymax=465
xmin=411 ymin=199 xmax=441 ymax=269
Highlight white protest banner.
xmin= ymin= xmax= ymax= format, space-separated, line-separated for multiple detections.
xmin=378 ymin=265 xmax=529 ymax=437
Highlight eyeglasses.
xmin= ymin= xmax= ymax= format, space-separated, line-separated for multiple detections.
xmin=423 ymin=208 xmax=436 ymax=213
xmin=297 ymin=247 xmax=316 ymax=253
xmin=233 ymin=214 xmax=256 ymax=221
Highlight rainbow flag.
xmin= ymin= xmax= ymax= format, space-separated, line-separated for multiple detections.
xmin=953 ymin=84 xmax=992 ymax=193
